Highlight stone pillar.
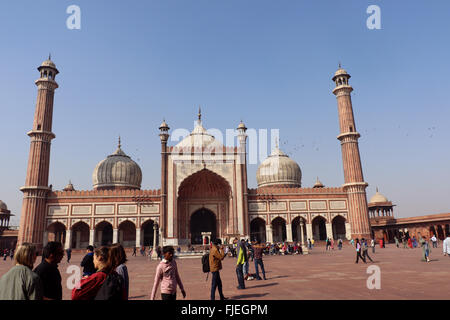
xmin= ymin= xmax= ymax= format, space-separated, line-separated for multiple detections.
xmin=76 ymin=231 xmax=81 ymax=249
xmin=43 ymin=231 xmax=48 ymax=247
xmin=326 ymin=223 xmax=333 ymax=240
xmin=345 ymin=223 xmax=352 ymax=240
xmin=113 ymin=229 xmax=118 ymax=244
xmin=300 ymin=221 xmax=308 ymax=254
xmin=64 ymin=229 xmax=72 ymax=250
xmin=151 ymin=224 xmax=159 ymax=260
xmin=89 ymin=229 xmax=94 ymax=246
xmin=266 ymin=224 xmax=273 ymax=243
xmin=119 ymin=230 xmax=123 ymax=244
xmin=136 ymin=228 xmax=141 ymax=248
xmin=286 ymin=223 xmax=293 ymax=242
xmin=306 ymin=223 xmax=313 ymax=242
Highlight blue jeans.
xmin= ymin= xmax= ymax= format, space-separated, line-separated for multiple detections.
xmin=243 ymin=261 xmax=249 ymax=276
xmin=235 ymin=265 xmax=245 ymax=289
xmin=210 ymin=271 xmax=224 ymax=300
xmin=254 ymin=258 xmax=266 ymax=279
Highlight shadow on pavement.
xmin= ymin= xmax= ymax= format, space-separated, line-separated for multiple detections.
xmin=230 ymin=293 xmax=269 ymax=299
xmin=246 ymin=282 xmax=279 ymax=289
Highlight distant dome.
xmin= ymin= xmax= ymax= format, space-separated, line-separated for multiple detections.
xmin=0 ymin=200 xmax=7 ymax=211
xmin=41 ymin=59 xmax=56 ymax=68
xmin=256 ymin=147 xmax=302 ymax=188
xmin=313 ymin=177 xmax=324 ymax=188
xmin=369 ymin=189 xmax=389 ymax=203
xmin=334 ymin=68 xmax=348 ymax=77
xmin=92 ymin=142 xmax=142 ymax=190
xmin=63 ymin=181 xmax=75 ymax=192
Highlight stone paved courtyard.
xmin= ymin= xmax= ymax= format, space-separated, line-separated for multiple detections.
xmin=1 ymin=244 xmax=449 ymax=300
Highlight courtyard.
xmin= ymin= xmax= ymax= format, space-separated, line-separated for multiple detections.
xmin=0 ymin=243 xmax=448 ymax=300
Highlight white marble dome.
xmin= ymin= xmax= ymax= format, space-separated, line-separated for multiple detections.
xmin=256 ymin=147 xmax=302 ymax=188
xmin=369 ymin=189 xmax=389 ymax=203
xmin=92 ymin=144 xmax=142 ymax=190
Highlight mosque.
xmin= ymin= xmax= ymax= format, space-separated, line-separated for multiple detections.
xmin=13 ymin=57 xmax=448 ymax=251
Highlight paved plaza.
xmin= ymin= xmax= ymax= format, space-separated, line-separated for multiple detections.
xmin=1 ymin=244 xmax=449 ymax=300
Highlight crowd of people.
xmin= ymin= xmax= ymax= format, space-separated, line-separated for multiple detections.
xmin=0 ymin=233 xmax=449 ymax=300
xmin=0 ymin=242 xmax=130 ymax=300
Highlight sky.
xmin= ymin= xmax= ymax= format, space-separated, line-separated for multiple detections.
xmin=1 ymin=0 xmax=449 ymax=225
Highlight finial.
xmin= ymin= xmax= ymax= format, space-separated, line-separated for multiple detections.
xmin=338 ymin=61 xmax=342 ymax=69
xmin=118 ymin=136 xmax=121 ymax=149
xmin=198 ymin=106 xmax=202 ymax=121
xmin=49 ymin=53 xmax=52 ymax=61
xmin=376 ymin=187 xmax=379 ymax=193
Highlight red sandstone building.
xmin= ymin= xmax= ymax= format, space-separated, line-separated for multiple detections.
xmin=15 ymin=57 xmax=449 ymax=251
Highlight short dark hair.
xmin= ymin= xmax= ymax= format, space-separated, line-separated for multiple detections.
xmin=213 ymin=238 xmax=222 ymax=246
xmin=163 ymin=246 xmax=174 ymax=254
xmin=42 ymin=241 xmax=63 ymax=259
xmin=86 ymin=245 xmax=94 ymax=252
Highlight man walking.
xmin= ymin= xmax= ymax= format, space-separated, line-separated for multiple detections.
xmin=253 ymin=240 xmax=266 ymax=280
xmin=80 ymin=245 xmax=96 ymax=276
xmin=361 ymin=239 xmax=373 ymax=263
xmin=236 ymin=240 xmax=247 ymax=290
xmin=431 ymin=235 xmax=437 ymax=248
xmin=66 ymin=247 xmax=72 ymax=263
xmin=33 ymin=242 xmax=64 ymax=300
xmin=443 ymin=235 xmax=450 ymax=257
xmin=209 ymin=239 xmax=227 ymax=300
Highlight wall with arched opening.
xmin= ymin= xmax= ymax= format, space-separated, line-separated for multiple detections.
xmin=250 ymin=217 xmax=266 ymax=243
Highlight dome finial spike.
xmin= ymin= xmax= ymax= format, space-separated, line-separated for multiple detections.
xmin=376 ymin=186 xmax=379 ymax=193
xmin=118 ymin=135 xmax=121 ymax=149
xmin=198 ymin=105 xmax=202 ymax=121
xmin=338 ymin=61 xmax=342 ymax=69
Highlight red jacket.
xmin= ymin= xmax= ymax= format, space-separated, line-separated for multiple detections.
xmin=72 ymin=271 xmax=107 ymax=300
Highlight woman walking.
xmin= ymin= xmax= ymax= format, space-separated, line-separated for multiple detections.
xmin=420 ymin=236 xmax=431 ymax=262
xmin=355 ymin=239 xmax=366 ymax=264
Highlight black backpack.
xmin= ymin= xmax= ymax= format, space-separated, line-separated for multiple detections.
xmin=95 ymin=272 xmax=124 ymax=300
xmin=202 ymin=253 xmax=210 ymax=273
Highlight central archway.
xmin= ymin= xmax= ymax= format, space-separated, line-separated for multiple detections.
xmin=190 ymin=208 xmax=217 ymax=244
xmin=178 ymin=169 xmax=231 ymax=243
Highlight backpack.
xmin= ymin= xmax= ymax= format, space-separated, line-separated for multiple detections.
xmin=95 ymin=272 xmax=124 ymax=300
xmin=202 ymin=253 xmax=210 ymax=273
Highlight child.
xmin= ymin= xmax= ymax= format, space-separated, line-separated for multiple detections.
xmin=150 ymin=246 xmax=186 ymax=300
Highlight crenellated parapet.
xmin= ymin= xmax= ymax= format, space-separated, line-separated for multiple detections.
xmin=49 ymin=188 xmax=161 ymax=199
xmin=248 ymin=186 xmax=345 ymax=196
xmin=169 ymin=146 xmax=238 ymax=154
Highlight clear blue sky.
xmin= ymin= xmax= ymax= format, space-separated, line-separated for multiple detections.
xmin=1 ymin=1 xmax=450 ymax=224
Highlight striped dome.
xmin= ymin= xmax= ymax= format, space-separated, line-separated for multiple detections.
xmin=92 ymin=144 xmax=142 ymax=190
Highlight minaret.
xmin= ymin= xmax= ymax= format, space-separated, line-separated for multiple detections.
xmin=332 ymin=66 xmax=371 ymax=239
xmin=159 ymin=119 xmax=170 ymax=243
xmin=237 ymin=120 xmax=249 ymax=237
xmin=18 ymin=56 xmax=59 ymax=249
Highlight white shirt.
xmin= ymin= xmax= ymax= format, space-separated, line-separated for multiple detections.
xmin=443 ymin=237 xmax=450 ymax=255
xmin=431 ymin=236 xmax=437 ymax=242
